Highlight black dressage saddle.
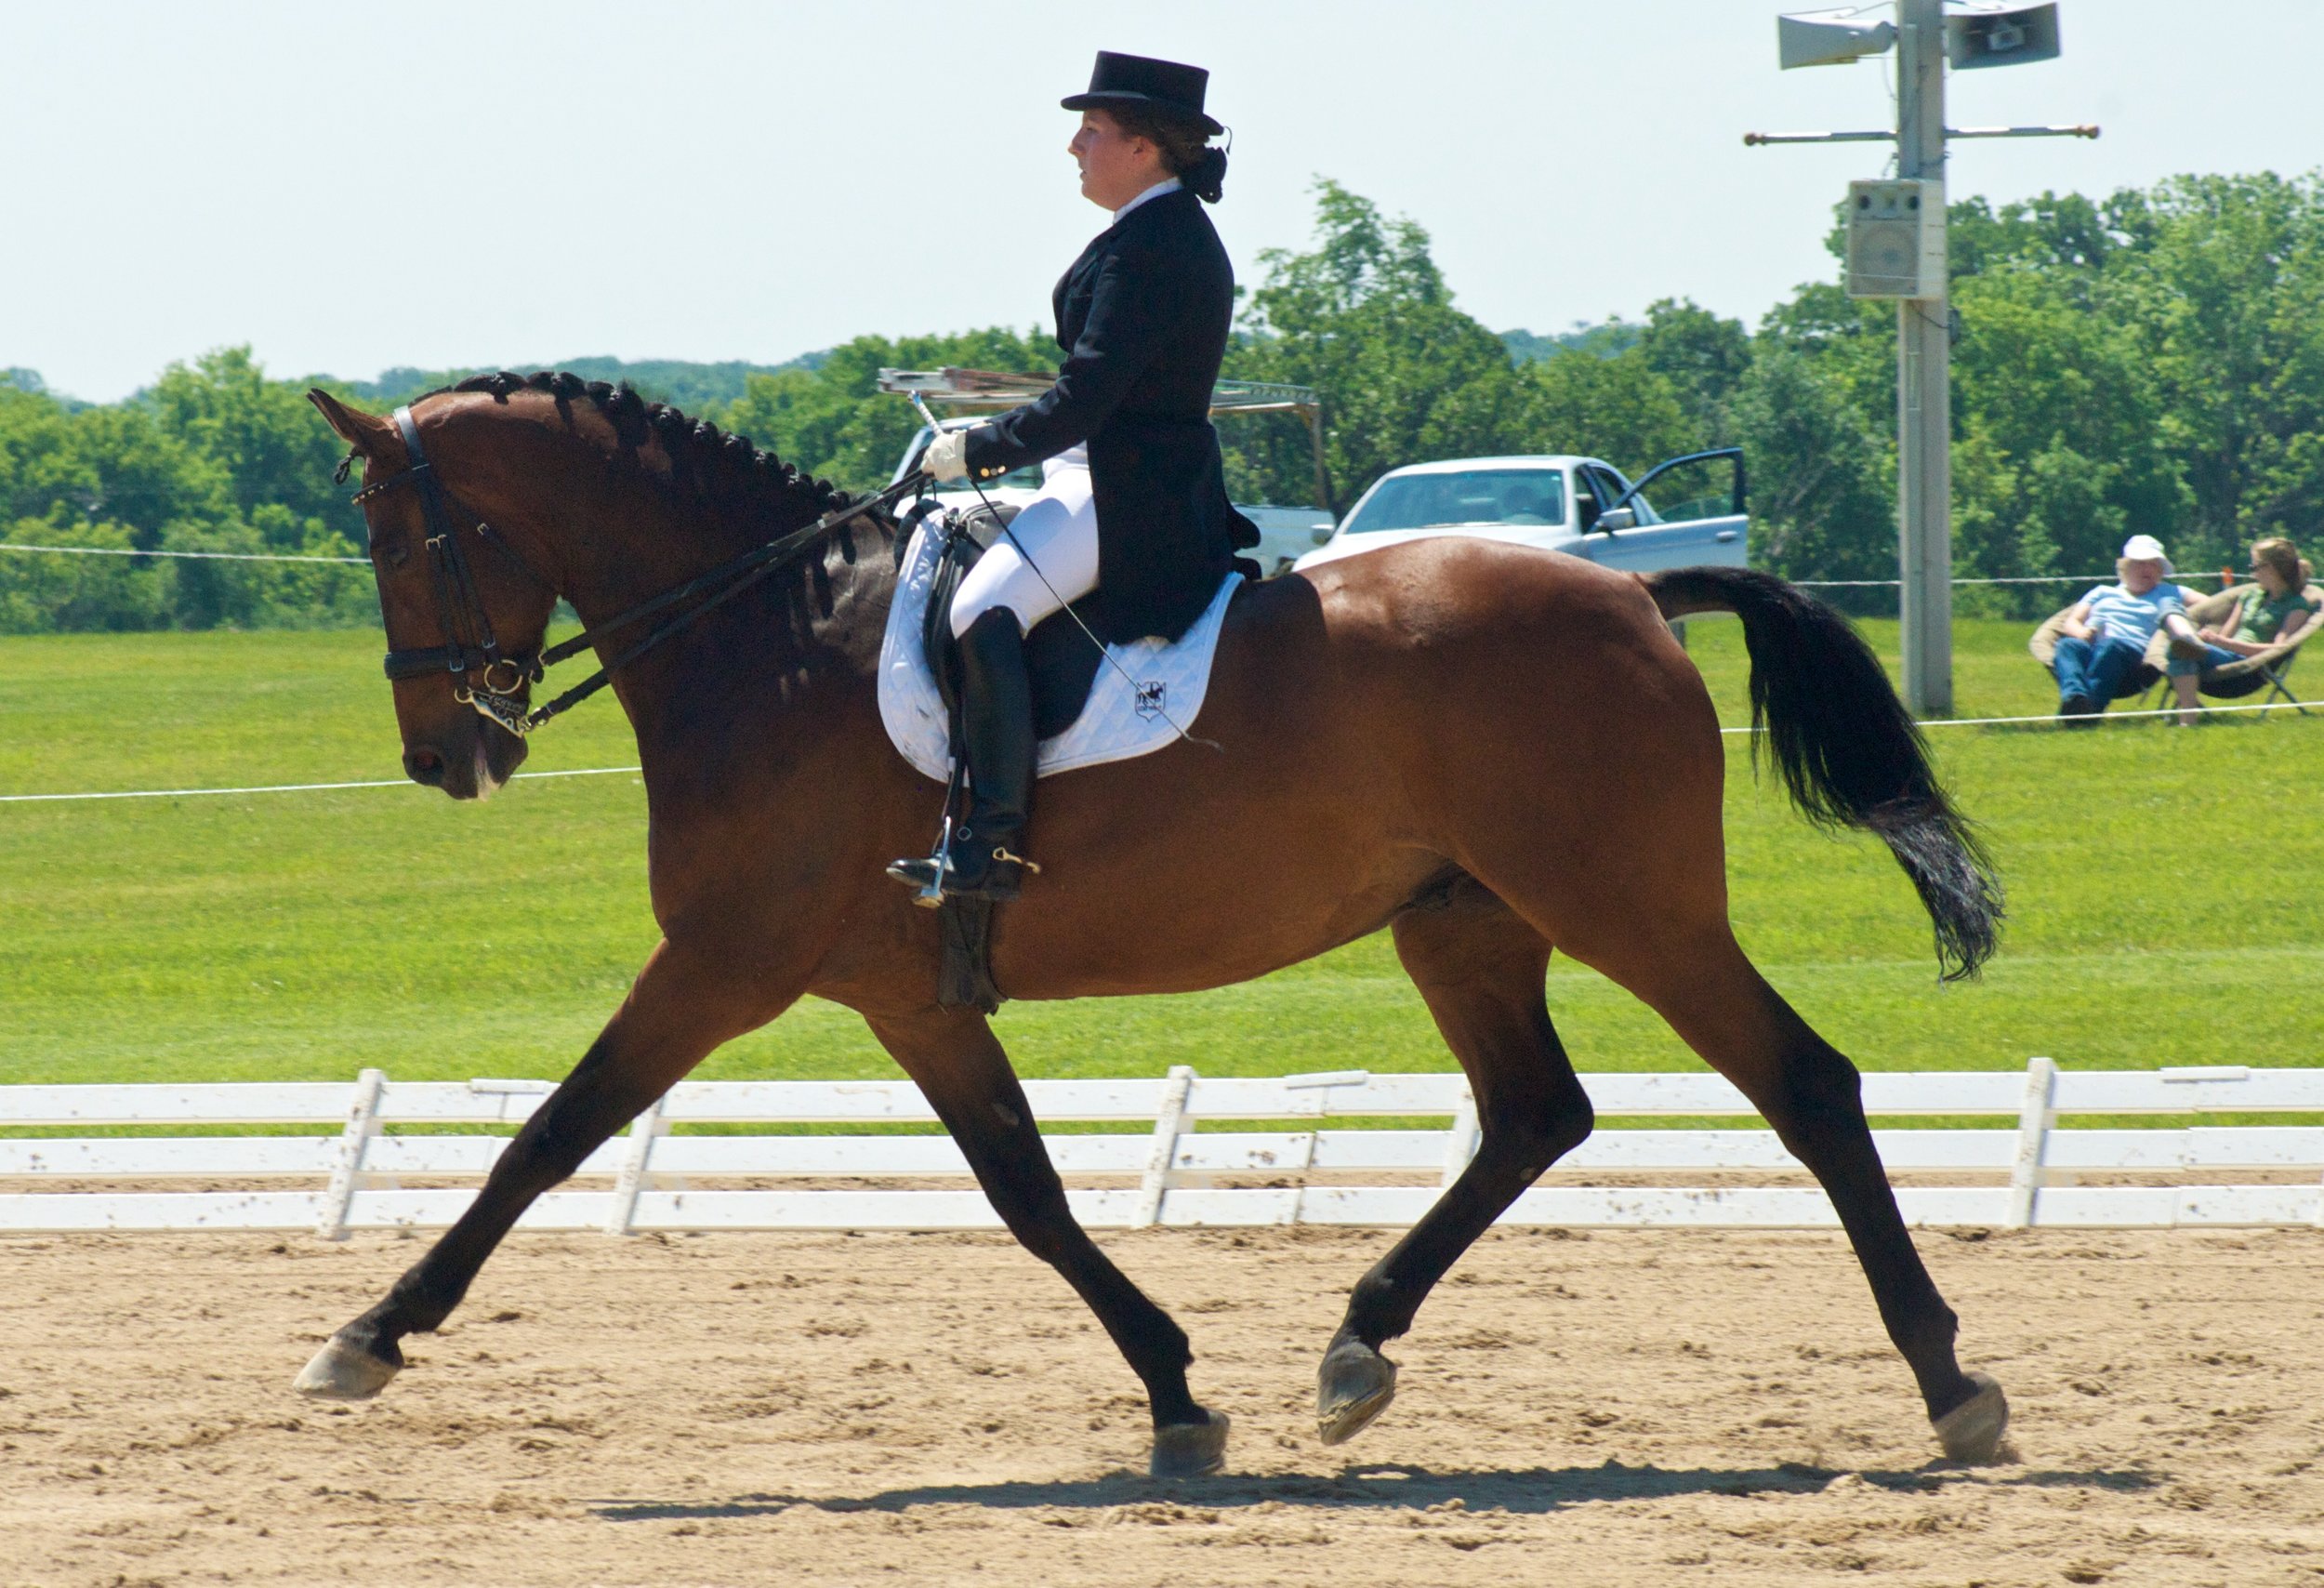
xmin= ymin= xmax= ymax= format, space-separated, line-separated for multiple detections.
xmin=914 ymin=504 xmax=1109 ymax=744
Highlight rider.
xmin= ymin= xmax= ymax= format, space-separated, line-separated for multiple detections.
xmin=889 ymin=51 xmax=1254 ymax=902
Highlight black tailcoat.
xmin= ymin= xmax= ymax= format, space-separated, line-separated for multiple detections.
xmin=963 ymin=187 xmax=1258 ymax=643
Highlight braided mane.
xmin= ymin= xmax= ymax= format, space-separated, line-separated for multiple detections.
xmin=444 ymin=369 xmax=858 ymax=520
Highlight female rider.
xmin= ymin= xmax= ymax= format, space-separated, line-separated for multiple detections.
xmin=890 ymin=51 xmax=1253 ymax=902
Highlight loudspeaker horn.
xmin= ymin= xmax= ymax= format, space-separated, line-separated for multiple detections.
xmin=1777 ymin=10 xmax=1898 ymax=70
xmin=1946 ymin=2 xmax=2061 ymax=70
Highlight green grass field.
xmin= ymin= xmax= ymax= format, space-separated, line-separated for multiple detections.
xmin=2 ymin=616 xmax=2318 ymax=1092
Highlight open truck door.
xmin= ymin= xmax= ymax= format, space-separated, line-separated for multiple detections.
xmin=1575 ymin=447 xmax=1748 ymax=573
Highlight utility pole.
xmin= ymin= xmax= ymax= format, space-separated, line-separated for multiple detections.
xmin=1895 ymin=0 xmax=1953 ymax=718
xmin=1756 ymin=2 xmax=2091 ymax=720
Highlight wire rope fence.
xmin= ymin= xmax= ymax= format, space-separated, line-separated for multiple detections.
xmin=2 ymin=543 xmax=2309 ymax=807
xmin=3 ymin=694 xmax=2316 ymax=807
xmin=0 ymin=541 xmax=2149 ymax=584
xmin=0 ymin=543 xmax=370 ymax=565
xmin=2 ymin=536 xmax=2254 ymax=629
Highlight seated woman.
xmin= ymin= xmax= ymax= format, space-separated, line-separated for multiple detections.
xmin=2053 ymin=534 xmax=2208 ymax=721
xmin=2166 ymin=536 xmax=2317 ymax=721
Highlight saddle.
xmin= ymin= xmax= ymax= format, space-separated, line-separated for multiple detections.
xmin=883 ymin=505 xmax=1246 ymax=1013
xmin=913 ymin=503 xmax=1108 ymax=743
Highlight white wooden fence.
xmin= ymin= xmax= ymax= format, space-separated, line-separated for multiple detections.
xmin=5 ymin=1059 xmax=2324 ymax=1237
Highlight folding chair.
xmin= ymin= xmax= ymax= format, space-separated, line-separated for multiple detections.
xmin=2028 ymin=603 xmax=2164 ymax=713
xmin=2142 ymin=581 xmax=2319 ymax=719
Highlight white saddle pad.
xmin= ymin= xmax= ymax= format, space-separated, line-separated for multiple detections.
xmin=878 ymin=522 xmax=1241 ymax=784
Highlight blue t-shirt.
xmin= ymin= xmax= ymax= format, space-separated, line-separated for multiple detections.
xmin=2078 ymin=582 xmax=2186 ymax=650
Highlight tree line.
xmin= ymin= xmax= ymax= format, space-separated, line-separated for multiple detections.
xmin=5 ymin=169 xmax=2319 ymax=633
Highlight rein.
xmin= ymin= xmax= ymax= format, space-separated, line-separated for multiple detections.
xmin=351 ymin=404 xmax=921 ymax=737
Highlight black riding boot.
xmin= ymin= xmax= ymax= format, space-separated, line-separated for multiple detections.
xmin=888 ymin=608 xmax=1040 ymax=904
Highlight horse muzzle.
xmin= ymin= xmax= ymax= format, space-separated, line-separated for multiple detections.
xmin=402 ymin=718 xmax=526 ymax=801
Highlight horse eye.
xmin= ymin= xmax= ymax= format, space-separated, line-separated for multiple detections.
xmin=371 ymin=527 xmax=409 ymax=568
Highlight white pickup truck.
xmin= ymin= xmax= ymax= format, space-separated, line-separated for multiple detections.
xmin=1296 ymin=448 xmax=1749 ymax=576
xmin=880 ymin=368 xmax=1336 ymax=574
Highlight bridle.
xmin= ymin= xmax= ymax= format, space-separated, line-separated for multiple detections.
xmin=348 ymin=402 xmax=923 ymax=738
xmin=352 ymin=406 xmax=554 ymax=736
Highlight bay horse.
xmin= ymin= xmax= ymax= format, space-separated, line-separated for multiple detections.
xmin=296 ymin=374 xmax=2009 ymax=1477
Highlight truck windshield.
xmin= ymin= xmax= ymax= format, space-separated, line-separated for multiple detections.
xmin=1341 ymin=470 xmax=1566 ymax=535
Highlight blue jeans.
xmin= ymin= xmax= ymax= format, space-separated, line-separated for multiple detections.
xmin=2166 ymin=642 xmax=2242 ymax=678
xmin=2053 ymin=635 xmax=2146 ymax=707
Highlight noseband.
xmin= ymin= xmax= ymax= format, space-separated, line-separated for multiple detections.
xmin=350 ymin=404 xmax=923 ymax=738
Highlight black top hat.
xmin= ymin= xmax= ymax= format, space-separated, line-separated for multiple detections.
xmin=1061 ymin=51 xmax=1223 ymax=139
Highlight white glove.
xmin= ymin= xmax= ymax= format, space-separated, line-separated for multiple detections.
xmin=919 ymin=429 xmax=969 ymax=483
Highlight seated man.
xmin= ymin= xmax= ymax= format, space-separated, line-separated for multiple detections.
xmin=2053 ymin=534 xmax=2207 ymax=722
xmin=2166 ymin=536 xmax=2318 ymax=722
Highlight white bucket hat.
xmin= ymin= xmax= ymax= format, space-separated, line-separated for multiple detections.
xmin=2121 ymin=534 xmax=2174 ymax=575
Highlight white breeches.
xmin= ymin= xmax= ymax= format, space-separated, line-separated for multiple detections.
xmin=948 ymin=445 xmax=1101 ymax=637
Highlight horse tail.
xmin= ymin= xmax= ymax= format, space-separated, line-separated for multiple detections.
xmin=1645 ymin=566 xmax=2002 ymax=981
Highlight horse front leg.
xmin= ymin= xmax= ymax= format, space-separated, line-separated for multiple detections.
xmin=865 ymin=1007 xmax=1228 ymax=1477
xmin=294 ymin=940 xmax=786 ymax=1399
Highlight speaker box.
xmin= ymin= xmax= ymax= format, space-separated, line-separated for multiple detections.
xmin=1776 ymin=10 xmax=1896 ymax=70
xmin=1947 ymin=3 xmax=2061 ymax=71
xmin=1845 ymin=179 xmax=1946 ymax=299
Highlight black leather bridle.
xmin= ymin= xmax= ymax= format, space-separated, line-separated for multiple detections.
xmin=348 ymin=402 xmax=923 ymax=738
xmin=352 ymin=406 xmax=553 ymax=734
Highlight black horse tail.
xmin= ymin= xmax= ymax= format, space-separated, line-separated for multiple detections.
xmin=1647 ymin=566 xmax=2002 ymax=981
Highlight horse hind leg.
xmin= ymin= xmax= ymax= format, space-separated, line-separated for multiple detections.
xmin=1318 ymin=874 xmax=1596 ymax=1445
xmin=1433 ymin=600 xmax=2004 ymax=1462
xmin=1585 ymin=920 xmax=2008 ymax=1462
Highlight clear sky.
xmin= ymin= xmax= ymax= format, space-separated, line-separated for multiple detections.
xmin=4 ymin=0 xmax=2317 ymax=403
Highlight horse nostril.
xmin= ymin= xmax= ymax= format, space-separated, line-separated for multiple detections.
xmin=403 ymin=748 xmax=447 ymax=786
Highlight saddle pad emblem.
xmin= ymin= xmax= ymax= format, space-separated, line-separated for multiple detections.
xmin=878 ymin=523 xmax=1240 ymax=784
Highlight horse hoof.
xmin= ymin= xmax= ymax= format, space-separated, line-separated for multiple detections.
xmin=1148 ymin=1409 xmax=1230 ymax=1478
xmin=293 ymin=1337 xmax=399 ymax=1401
xmin=1932 ymin=1370 xmax=2010 ymax=1463
xmin=1316 ymin=1341 xmax=1398 ymax=1446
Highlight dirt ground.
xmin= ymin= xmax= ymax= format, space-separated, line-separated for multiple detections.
xmin=4 ymin=1224 xmax=2322 ymax=1587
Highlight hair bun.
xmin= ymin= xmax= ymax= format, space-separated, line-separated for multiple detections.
xmin=1185 ymin=145 xmax=1227 ymax=204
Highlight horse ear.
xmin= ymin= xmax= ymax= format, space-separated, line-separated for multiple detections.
xmin=309 ymin=389 xmax=394 ymax=457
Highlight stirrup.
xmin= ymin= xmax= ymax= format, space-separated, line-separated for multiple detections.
xmin=888 ymin=812 xmax=957 ymax=908
xmin=884 ymin=845 xmax=1039 ymax=907
xmin=885 ymin=854 xmax=947 ymax=906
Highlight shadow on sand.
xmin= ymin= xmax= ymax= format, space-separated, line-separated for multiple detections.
xmin=590 ymin=1458 xmax=2158 ymax=1523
